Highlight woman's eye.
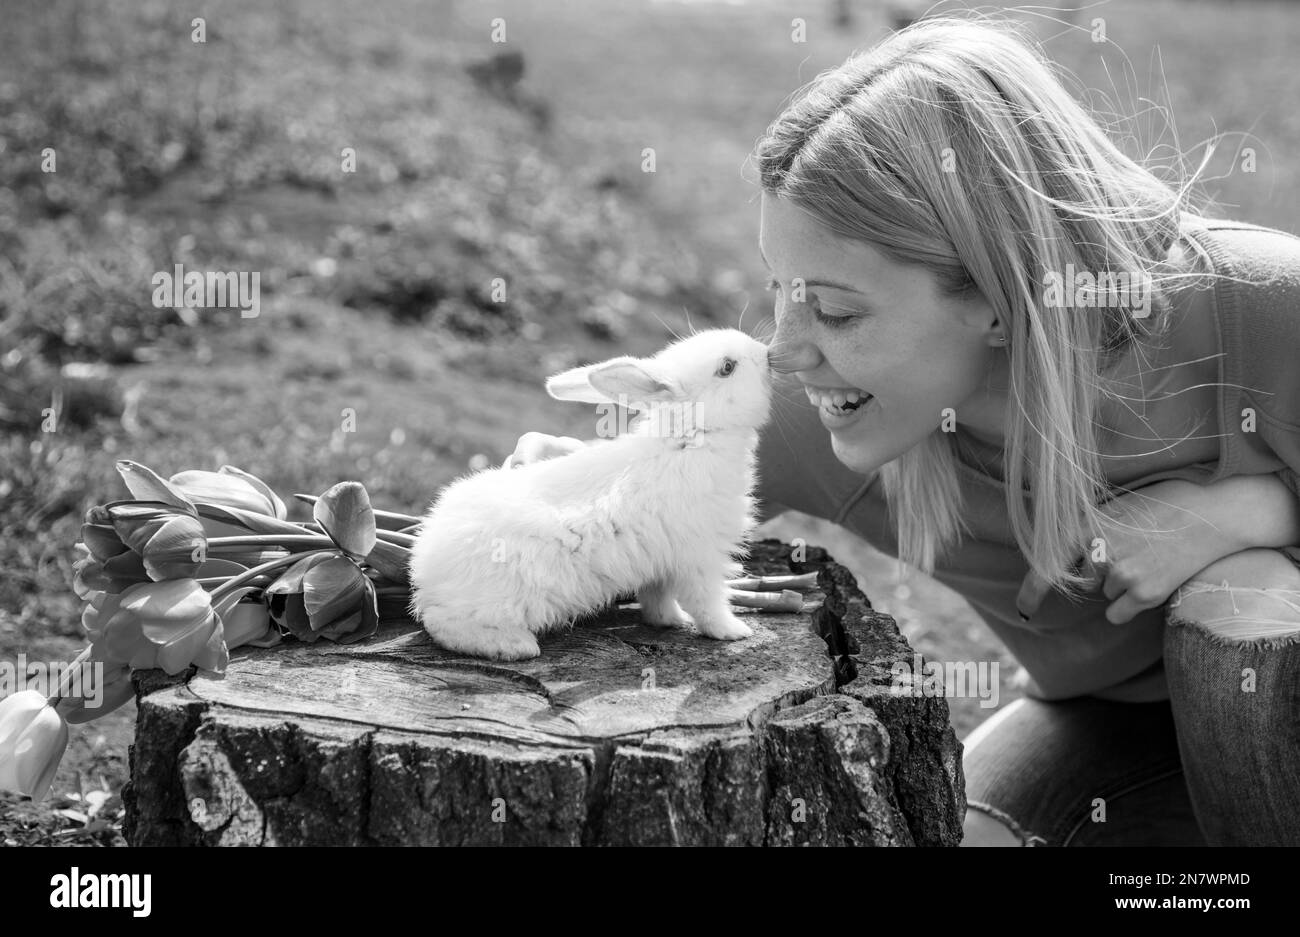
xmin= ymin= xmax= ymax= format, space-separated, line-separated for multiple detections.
xmin=767 ymin=275 xmax=860 ymax=327
xmin=813 ymin=308 xmax=857 ymax=328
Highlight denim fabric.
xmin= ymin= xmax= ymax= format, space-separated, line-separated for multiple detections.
xmin=963 ymin=548 xmax=1300 ymax=846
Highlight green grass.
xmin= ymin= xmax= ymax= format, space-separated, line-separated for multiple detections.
xmin=2 ymin=0 xmax=1297 ymax=843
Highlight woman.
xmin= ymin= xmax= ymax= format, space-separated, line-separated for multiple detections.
xmin=510 ymin=16 xmax=1300 ymax=846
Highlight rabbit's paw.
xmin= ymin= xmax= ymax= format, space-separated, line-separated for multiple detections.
xmin=694 ymin=611 xmax=754 ymax=641
xmin=427 ymin=624 xmax=541 ymax=661
xmin=639 ymin=597 xmax=695 ymax=629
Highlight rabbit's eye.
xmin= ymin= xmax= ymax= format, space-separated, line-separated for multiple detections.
xmin=716 ymin=357 xmax=737 ymax=378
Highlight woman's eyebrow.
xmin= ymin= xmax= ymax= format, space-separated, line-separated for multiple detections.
xmin=759 ymin=244 xmax=866 ymax=294
xmin=759 ymin=246 xmax=865 ymax=294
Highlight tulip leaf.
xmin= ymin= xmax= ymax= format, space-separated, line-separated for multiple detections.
xmin=115 ymin=461 xmax=197 ymax=515
xmin=312 ymin=482 xmax=377 ymax=559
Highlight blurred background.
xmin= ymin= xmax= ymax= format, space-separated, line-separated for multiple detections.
xmin=1 ymin=0 xmax=1296 ymax=844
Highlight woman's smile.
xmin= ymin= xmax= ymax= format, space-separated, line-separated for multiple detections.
xmin=800 ymin=381 xmax=877 ymax=429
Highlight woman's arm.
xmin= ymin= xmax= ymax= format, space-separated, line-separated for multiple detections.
xmin=1204 ymin=472 xmax=1300 ymax=551
xmin=1017 ymin=472 xmax=1300 ymax=624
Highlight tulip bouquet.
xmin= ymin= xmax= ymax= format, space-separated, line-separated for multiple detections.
xmin=0 ymin=460 xmax=422 ymax=802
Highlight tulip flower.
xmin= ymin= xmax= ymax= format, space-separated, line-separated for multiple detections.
xmin=72 ymin=548 xmax=151 ymax=598
xmin=169 ymin=465 xmax=287 ymax=519
xmin=0 ymin=690 xmax=69 ymax=802
xmin=93 ymin=579 xmax=228 ymax=675
xmin=115 ymin=460 xmax=198 ymax=513
xmin=312 ymin=482 xmax=377 ymax=560
xmin=217 ymin=597 xmax=282 ymax=650
xmin=104 ymin=503 xmax=208 ymax=581
xmin=265 ymin=553 xmax=378 ymax=644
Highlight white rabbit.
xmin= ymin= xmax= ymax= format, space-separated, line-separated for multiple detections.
xmin=408 ymin=328 xmax=773 ymax=660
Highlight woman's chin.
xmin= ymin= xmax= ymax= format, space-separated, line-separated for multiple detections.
xmin=829 ymin=434 xmax=889 ymax=475
xmin=828 ymin=421 xmax=926 ymax=475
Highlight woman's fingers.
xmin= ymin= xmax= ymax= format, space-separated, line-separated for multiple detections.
xmin=1016 ymin=543 xmax=1114 ymax=619
xmin=1106 ymin=591 xmax=1152 ymax=625
xmin=1015 ymin=568 xmax=1051 ymax=620
xmin=1101 ymin=570 xmax=1126 ymax=601
xmin=503 ymin=433 xmax=587 ymax=469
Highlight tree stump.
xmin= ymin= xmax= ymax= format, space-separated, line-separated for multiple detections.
xmin=122 ymin=539 xmax=965 ymax=846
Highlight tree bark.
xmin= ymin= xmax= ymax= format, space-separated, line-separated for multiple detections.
xmin=123 ymin=539 xmax=965 ymax=845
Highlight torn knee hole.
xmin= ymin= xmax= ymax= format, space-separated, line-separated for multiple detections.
xmin=1168 ymin=580 xmax=1300 ymax=643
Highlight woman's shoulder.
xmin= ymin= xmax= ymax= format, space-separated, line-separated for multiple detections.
xmin=1181 ymin=214 xmax=1300 ymax=427
xmin=1181 ymin=213 xmax=1300 ymax=284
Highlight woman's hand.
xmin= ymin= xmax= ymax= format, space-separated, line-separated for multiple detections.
xmin=1017 ymin=475 xmax=1300 ymax=625
xmin=501 ymin=432 xmax=589 ymax=469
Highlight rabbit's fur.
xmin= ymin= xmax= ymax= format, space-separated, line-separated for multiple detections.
xmin=408 ymin=328 xmax=773 ymax=660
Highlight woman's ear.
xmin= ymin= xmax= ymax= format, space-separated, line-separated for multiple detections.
xmin=951 ymin=292 xmax=1003 ymax=344
xmin=974 ymin=309 xmax=1007 ymax=347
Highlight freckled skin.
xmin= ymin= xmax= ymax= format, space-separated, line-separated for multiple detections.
xmin=761 ymin=193 xmax=1012 ymax=473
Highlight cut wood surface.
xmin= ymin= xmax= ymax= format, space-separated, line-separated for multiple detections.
xmin=123 ymin=539 xmax=965 ymax=845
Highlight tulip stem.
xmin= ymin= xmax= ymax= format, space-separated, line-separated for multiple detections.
xmin=293 ymin=521 xmax=415 ymax=546
xmin=210 ymin=549 xmax=332 ymax=604
xmin=197 ymin=575 xmax=273 ymax=588
xmin=45 ymin=645 xmax=96 ymax=707
xmin=206 ymin=535 xmax=334 ymax=549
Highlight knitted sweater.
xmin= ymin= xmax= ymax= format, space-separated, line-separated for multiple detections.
xmin=754 ymin=214 xmax=1300 ymax=702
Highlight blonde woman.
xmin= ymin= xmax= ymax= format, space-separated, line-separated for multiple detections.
xmin=509 ymin=16 xmax=1300 ymax=846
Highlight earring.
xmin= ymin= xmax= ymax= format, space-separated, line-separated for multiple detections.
xmin=998 ymin=335 xmax=1008 ymax=345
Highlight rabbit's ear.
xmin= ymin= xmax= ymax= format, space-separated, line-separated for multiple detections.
xmin=587 ymin=360 xmax=683 ymax=403
xmin=545 ymin=362 xmax=615 ymax=403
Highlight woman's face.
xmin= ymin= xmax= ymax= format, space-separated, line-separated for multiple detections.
xmin=760 ymin=192 xmax=1008 ymax=474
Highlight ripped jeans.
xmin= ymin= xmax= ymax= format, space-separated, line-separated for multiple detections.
xmin=962 ymin=546 xmax=1300 ymax=846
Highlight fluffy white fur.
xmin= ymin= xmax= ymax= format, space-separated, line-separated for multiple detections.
xmin=408 ymin=328 xmax=773 ymax=660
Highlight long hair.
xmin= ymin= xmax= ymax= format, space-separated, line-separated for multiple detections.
xmin=753 ymin=14 xmax=1214 ymax=595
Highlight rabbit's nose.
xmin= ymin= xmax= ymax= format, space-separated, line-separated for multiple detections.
xmin=767 ymin=341 xmax=819 ymax=374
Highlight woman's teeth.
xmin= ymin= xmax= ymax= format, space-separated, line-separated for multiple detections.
xmin=805 ymin=385 xmax=871 ymax=414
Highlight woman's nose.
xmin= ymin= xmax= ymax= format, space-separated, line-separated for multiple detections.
xmin=767 ymin=335 xmax=821 ymax=374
